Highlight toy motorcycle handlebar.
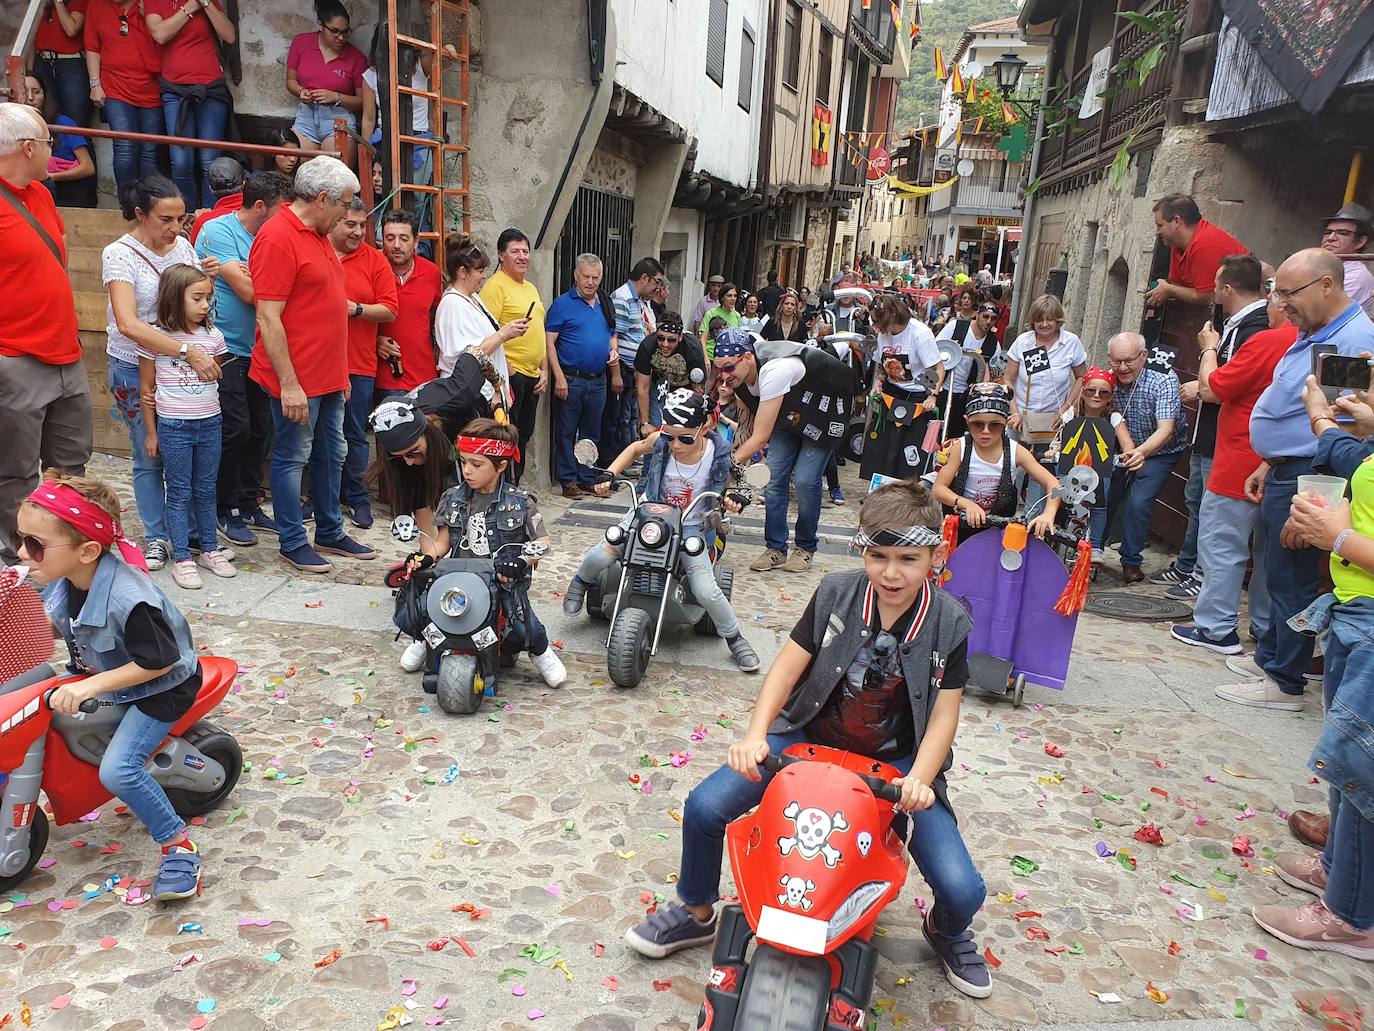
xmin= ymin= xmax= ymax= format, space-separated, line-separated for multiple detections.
xmin=43 ymin=687 xmax=99 ymax=714
xmin=975 ymin=513 xmax=1081 ymax=551
xmin=762 ymin=754 xmax=904 ymax=804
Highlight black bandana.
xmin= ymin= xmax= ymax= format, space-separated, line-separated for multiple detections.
xmin=370 ymin=399 xmax=426 ymax=453
xmin=852 ymin=526 xmax=943 ymax=549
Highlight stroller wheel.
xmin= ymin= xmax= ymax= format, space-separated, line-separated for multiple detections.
xmin=1011 ymin=674 xmax=1026 ymax=708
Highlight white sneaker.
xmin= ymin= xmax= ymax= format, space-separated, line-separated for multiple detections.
xmin=1091 ymin=548 xmax=1105 ymax=566
xmin=530 ymin=646 xmax=567 ymax=687
xmin=1215 ymin=678 xmax=1304 ymax=711
xmin=399 ymin=639 xmax=427 ymax=673
xmin=171 ymin=559 xmax=202 ymax=590
xmin=197 ymin=550 xmax=236 ymax=578
xmin=1225 ymin=655 xmax=1265 ymax=679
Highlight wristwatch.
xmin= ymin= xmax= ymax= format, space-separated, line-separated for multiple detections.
xmin=353 ymin=302 xmax=364 ymax=317
xmin=178 ymin=342 xmax=190 ymax=359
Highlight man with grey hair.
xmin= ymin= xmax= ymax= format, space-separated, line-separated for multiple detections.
xmin=0 ymin=102 xmax=90 ymax=564
xmin=248 ymin=155 xmax=376 ymax=573
xmin=1105 ymin=330 xmax=1187 ymax=584
xmin=546 ymin=253 xmax=616 ymax=496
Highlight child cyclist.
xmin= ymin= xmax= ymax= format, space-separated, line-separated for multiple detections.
xmin=17 ymin=473 xmax=205 ymax=902
xmin=399 ymin=413 xmax=566 ymax=688
xmin=561 ymin=390 xmax=761 ymax=673
xmin=933 ymin=383 xmax=1062 ymax=542
xmin=625 ymin=480 xmax=992 ymax=1000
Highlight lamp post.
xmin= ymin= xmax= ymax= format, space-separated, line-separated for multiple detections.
xmin=990 ymin=51 xmax=1039 ymax=122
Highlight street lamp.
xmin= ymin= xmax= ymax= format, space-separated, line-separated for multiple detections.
xmin=992 ymin=51 xmax=1028 ymax=97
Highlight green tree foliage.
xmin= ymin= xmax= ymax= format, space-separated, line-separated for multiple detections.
xmin=895 ymin=0 xmax=1020 ymax=131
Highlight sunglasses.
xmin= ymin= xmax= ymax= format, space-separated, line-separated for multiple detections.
xmin=1081 ymin=387 xmax=1112 ymax=396
xmin=392 ymin=441 xmax=426 ymax=461
xmin=655 ymin=332 xmax=682 ymax=342
xmin=863 ymin=630 xmax=900 ymax=693
xmin=714 ymin=361 xmax=739 ymax=374
xmin=663 ymin=431 xmax=699 ymax=444
xmin=18 ymin=535 xmax=74 ymax=563
xmin=118 ymin=13 xmax=129 ymax=34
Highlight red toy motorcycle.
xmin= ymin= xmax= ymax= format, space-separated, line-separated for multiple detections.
xmin=0 ymin=656 xmax=242 ymax=892
xmin=697 ymin=743 xmax=908 ymax=1030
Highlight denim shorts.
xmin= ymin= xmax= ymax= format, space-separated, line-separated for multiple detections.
xmin=292 ymin=102 xmax=357 ymax=145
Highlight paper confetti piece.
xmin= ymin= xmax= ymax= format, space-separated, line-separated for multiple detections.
xmin=99 ymin=936 xmax=117 ymax=949
xmin=526 ymin=1011 xmax=543 ymax=1021
xmin=1043 ymin=742 xmax=1065 ymax=758
xmin=545 ymin=884 xmax=561 ymax=896
xmin=173 ymin=953 xmax=201 ymax=971
xmin=432 ymin=998 xmax=448 ymax=1009
xmin=196 ymin=1000 xmax=216 ymax=1014
xmin=983 ymin=946 xmax=1002 ymax=969
xmin=1010 ymin=855 xmax=1039 ymax=876
xmin=599 ymin=976 xmax=619 ymax=992
xmin=1170 ymin=872 xmax=1206 ymax=888
xmin=1068 ymin=940 xmax=1084 ymax=955
xmin=401 ymin=980 xmax=418 ymax=997
xmin=1134 ymin=824 xmax=1163 ymax=846
xmin=1167 ymin=941 xmax=1182 ymax=956
xmin=652 ymin=979 xmax=673 ymax=991
xmin=1234 ymin=999 xmax=1246 ymax=1019
xmin=1253 ymin=948 xmax=1268 ymax=960
xmin=377 ymin=1006 xmax=407 ymax=1030
xmin=50 ymin=997 xmax=71 ymax=1011
xmin=1232 ymin=835 xmax=1254 ymax=857
xmin=1146 ymin=982 xmax=1168 ymax=1004
xmin=313 ymin=948 xmax=342 ymax=968
xmin=1093 ymin=992 xmax=1123 ymax=1003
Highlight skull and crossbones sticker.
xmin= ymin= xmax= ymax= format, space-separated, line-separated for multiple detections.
xmin=778 ymin=802 xmax=848 ymax=867
xmin=778 ymin=875 xmax=817 ymax=911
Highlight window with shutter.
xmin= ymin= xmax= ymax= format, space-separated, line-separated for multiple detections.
xmin=782 ymin=1 xmax=801 ymax=90
xmin=738 ymin=24 xmax=755 ymax=112
xmin=706 ymin=0 xmax=728 ymax=87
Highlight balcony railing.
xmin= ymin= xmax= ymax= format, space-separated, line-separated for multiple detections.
xmin=951 ymin=174 xmax=1024 ymax=213
xmin=850 ymin=0 xmax=897 ymax=63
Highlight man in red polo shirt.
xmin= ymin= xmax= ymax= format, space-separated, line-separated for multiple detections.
xmin=249 ymin=155 xmax=378 ymax=573
xmin=0 ymin=104 xmax=91 ymax=564
xmin=330 ymin=198 xmax=398 ymax=530
xmin=374 ymin=210 xmax=442 ymax=401
xmin=1146 ymin=193 xmax=1247 ymax=308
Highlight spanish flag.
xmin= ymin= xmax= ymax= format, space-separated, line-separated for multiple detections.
xmin=862 ymin=0 xmax=871 ymax=8
xmin=965 ymin=76 xmax=977 ymax=103
xmin=950 ymin=65 xmax=964 ymax=94
xmin=910 ymin=20 xmax=920 ymax=41
xmin=1001 ymin=100 xmax=1019 ymax=125
xmin=890 ymin=1 xmax=901 ymax=28
xmin=933 ymin=46 xmax=946 ymax=81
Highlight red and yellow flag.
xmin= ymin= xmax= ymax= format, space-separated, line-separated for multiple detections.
xmin=861 ymin=0 xmax=871 ymax=8
xmin=890 ymin=1 xmax=901 ymax=28
xmin=933 ymin=46 xmax=946 ymax=81
xmin=910 ymin=20 xmax=920 ymax=41
xmin=950 ymin=65 xmax=964 ymax=94
xmin=1001 ymin=100 xmax=1020 ymax=125
xmin=965 ymin=76 xmax=977 ymax=103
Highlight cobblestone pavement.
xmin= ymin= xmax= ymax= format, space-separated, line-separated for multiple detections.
xmin=2 ymin=454 xmax=1368 ymax=1030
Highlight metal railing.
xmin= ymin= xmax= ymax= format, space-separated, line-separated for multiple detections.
xmin=951 ymin=174 xmax=1023 ymax=212
xmin=1101 ymin=0 xmax=1184 ymax=147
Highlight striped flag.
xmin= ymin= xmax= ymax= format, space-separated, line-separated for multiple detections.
xmin=965 ymin=76 xmax=977 ymax=103
xmin=910 ymin=19 xmax=920 ymax=41
xmin=950 ymin=65 xmax=964 ymax=94
xmin=1001 ymin=100 xmax=1019 ymax=125
xmin=890 ymin=1 xmax=901 ymax=28
xmin=933 ymin=46 xmax=946 ymax=80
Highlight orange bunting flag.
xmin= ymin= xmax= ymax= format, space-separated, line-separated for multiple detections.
xmin=974 ymin=116 xmax=984 ymax=134
xmin=1001 ymin=100 xmax=1019 ymax=124
xmin=965 ymin=76 xmax=977 ymax=103
xmin=862 ymin=0 xmax=871 ymax=8
xmin=950 ymin=65 xmax=964 ymax=95
xmin=910 ymin=20 xmax=920 ymax=41
xmin=933 ymin=46 xmax=946 ymax=81
xmin=890 ymin=1 xmax=901 ymax=28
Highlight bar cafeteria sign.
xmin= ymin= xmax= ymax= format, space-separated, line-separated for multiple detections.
xmin=976 ymin=215 xmax=1022 ymax=227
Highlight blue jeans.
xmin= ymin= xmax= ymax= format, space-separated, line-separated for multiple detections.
xmin=554 ymin=374 xmax=606 ymax=486
xmin=161 ymin=91 xmax=229 ymax=209
xmin=340 ymin=374 xmax=375 ymax=507
xmin=1255 ymin=461 xmax=1322 ymax=694
xmin=35 ymin=54 xmax=92 ymax=127
xmin=677 ymin=730 xmax=986 ymax=936
xmin=291 ymin=101 xmax=355 ymax=145
xmin=108 ymin=357 xmax=166 ymax=543
xmin=599 ymin=361 xmax=637 ymax=466
xmin=1115 ymin=452 xmax=1179 ymax=568
xmin=102 ymin=98 xmax=163 ymax=191
xmin=1177 ymin=453 xmax=1212 ymax=574
xmin=764 ymin=426 xmax=828 ymax=555
xmin=576 ymin=534 xmax=740 ymax=638
xmin=1088 ymin=472 xmax=1113 ymax=549
xmin=158 ymin=415 xmax=222 ymax=562
xmin=272 ymin=391 xmax=347 ymax=553
xmin=99 ymin=704 xmax=184 ymax=845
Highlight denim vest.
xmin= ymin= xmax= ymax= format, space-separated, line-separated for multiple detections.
xmin=436 ymin=480 xmax=533 ymax=559
xmin=641 ymin=429 xmax=732 ymax=521
xmin=43 ymin=552 xmax=199 ymax=703
xmin=1290 ymin=594 xmax=1374 ymax=822
xmin=773 ymin=570 xmax=973 ymax=813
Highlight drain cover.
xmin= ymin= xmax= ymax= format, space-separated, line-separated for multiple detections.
xmin=1083 ymin=592 xmax=1194 ymax=622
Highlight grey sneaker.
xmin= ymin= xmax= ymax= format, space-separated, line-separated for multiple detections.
xmin=144 ymin=539 xmax=171 ymax=571
xmin=624 ymin=902 xmax=717 ymax=959
xmin=563 ymin=574 xmax=592 ymax=615
xmin=1149 ymin=564 xmax=1190 ymax=586
xmin=726 ymin=633 xmax=760 ymax=672
xmin=1166 ymin=573 xmax=1202 ymax=600
xmin=923 ymin=915 xmax=991 ymax=999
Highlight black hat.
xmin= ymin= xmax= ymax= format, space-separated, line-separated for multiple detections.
xmin=1323 ymin=202 xmax=1372 ymax=239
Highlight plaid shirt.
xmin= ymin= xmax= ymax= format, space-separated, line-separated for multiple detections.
xmin=1114 ymin=367 xmax=1188 ymax=456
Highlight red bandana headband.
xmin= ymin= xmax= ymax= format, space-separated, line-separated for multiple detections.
xmin=27 ymin=482 xmax=149 ymax=574
xmin=455 ymin=436 xmax=521 ymax=462
xmin=1083 ymin=366 xmax=1116 ymax=389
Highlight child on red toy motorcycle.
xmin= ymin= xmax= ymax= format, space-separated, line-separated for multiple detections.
xmin=16 ymin=473 xmax=206 ymax=901
xmin=625 ymin=479 xmax=992 ymax=999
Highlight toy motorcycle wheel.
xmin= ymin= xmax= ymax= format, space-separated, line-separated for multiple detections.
xmin=607 ymin=608 xmax=653 ymax=688
xmin=384 ymin=562 xmax=409 ymax=590
xmin=694 ymin=567 xmax=735 ymax=636
xmin=845 ymin=428 xmax=865 ymax=463
xmin=0 ymin=800 xmax=48 ymax=893
xmin=163 ymin=721 xmax=243 ymax=816
xmin=1011 ymin=673 xmax=1026 ymax=709
xmin=734 ymin=943 xmax=831 ymax=1031
xmin=436 ymin=652 xmax=484 ymax=715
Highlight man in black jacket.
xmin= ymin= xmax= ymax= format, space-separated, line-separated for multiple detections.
xmin=755 ymin=269 xmax=785 ymax=318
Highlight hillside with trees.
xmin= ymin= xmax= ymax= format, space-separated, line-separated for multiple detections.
xmin=896 ymin=0 xmax=1020 ymax=131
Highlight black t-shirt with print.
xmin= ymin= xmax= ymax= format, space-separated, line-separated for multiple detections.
xmin=633 ymin=333 xmax=707 ymax=396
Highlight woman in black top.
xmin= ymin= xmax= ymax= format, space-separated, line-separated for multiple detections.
xmin=761 ymin=289 xmax=808 ymax=342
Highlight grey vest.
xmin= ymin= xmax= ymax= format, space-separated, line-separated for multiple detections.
xmin=772 ymin=570 xmax=972 ymax=811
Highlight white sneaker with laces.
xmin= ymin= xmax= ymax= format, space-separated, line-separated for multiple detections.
xmin=1215 ymin=677 xmax=1304 ymax=711
xmin=530 ymin=646 xmax=567 ymax=687
xmin=197 ymin=550 xmax=236 ymax=578
xmin=399 ymin=639 xmax=427 ymax=672
xmin=1225 ymin=655 xmax=1265 ymax=679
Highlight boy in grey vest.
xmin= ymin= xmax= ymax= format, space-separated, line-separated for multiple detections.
xmin=624 ymin=480 xmax=991 ymax=998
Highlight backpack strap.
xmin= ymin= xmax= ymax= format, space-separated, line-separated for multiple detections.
xmin=0 ymin=180 xmax=63 ymax=267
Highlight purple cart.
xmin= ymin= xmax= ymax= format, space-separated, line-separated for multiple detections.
xmin=942 ymin=516 xmax=1082 ymax=706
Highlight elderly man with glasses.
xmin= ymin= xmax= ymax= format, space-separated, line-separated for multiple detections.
xmin=1320 ymin=202 xmax=1374 ymax=319
xmin=1105 ymin=332 xmax=1188 ymax=584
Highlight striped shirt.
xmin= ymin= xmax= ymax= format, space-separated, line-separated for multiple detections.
xmin=611 ymin=280 xmax=653 ymax=363
xmin=138 ymin=327 xmax=227 ymax=419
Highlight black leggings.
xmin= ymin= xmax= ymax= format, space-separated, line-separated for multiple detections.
xmin=508 ymin=371 xmax=540 ymax=484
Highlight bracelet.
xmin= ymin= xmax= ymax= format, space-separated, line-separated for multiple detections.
xmin=1199 ymin=346 xmax=1217 ymax=355
xmin=1334 ymin=528 xmax=1354 ymax=557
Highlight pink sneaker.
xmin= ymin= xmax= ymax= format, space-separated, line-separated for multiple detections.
xmin=171 ymin=559 xmax=202 ymax=590
xmin=1252 ymin=899 xmax=1374 ymax=960
xmin=197 ymin=549 xmax=236 ymax=579
xmin=1274 ymin=851 xmax=1327 ymax=896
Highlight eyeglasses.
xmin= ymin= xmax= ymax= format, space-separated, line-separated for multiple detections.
xmin=1272 ymin=276 xmax=1327 ymax=302
xmin=18 ymin=535 xmax=73 ymax=563
xmin=663 ymin=432 xmax=699 ymax=444
xmin=1108 ymin=353 xmax=1144 ymax=367
xmin=392 ymin=441 xmax=426 ymax=461
xmin=1081 ymin=387 xmax=1112 ymax=397
xmin=19 ymin=136 xmax=53 ymax=147
xmin=321 ymin=22 xmax=350 ymax=37
xmin=1323 ymin=228 xmax=1359 ymax=238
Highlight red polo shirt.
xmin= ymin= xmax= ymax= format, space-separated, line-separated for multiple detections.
xmin=341 ymin=243 xmax=399 ymax=377
xmin=144 ymin=0 xmax=225 ymax=84
xmin=35 ymin=0 xmax=89 ymax=55
xmin=84 ymin=0 xmax=160 ymax=107
xmin=1168 ymin=219 xmax=1247 ymax=293
xmin=374 ymin=256 xmax=441 ymax=391
xmin=0 ymin=177 xmax=78 ymax=365
xmin=287 ymin=31 xmax=369 ymax=96
xmin=1205 ymin=324 xmax=1299 ymax=500
xmin=188 ymin=192 xmax=242 ymax=244
xmin=248 ymin=205 xmax=348 ymax=398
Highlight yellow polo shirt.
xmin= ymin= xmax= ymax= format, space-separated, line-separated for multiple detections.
xmin=1335 ymin=454 xmax=1374 ymax=603
xmin=480 ymin=269 xmax=546 ymax=378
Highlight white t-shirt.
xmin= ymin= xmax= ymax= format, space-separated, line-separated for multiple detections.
xmin=363 ymin=64 xmax=430 ymax=135
xmin=936 ymin=318 xmax=993 ymax=393
xmin=434 ymin=287 xmax=511 ymax=403
xmin=964 ymin=437 xmax=1018 ymax=512
xmin=1007 ymin=329 xmax=1087 ymax=413
xmin=102 ymin=234 xmax=201 ymax=365
xmin=754 ymin=355 xmax=807 ymax=402
xmin=877 ymin=321 xmax=941 ymax=393
xmin=661 ymin=437 xmax=717 ymax=527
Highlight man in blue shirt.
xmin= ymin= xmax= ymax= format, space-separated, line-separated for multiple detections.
xmin=547 ymin=254 xmax=617 ymax=496
xmin=604 ymin=257 xmax=665 ymax=463
xmin=195 ymin=171 xmax=292 ymax=545
xmin=1216 ymin=248 xmax=1374 ymax=710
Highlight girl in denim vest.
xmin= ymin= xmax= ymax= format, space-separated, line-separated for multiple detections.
xmin=17 ymin=472 xmax=205 ymax=901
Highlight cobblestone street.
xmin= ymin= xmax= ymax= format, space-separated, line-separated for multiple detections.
xmin=2 ymin=455 xmax=1369 ymax=1031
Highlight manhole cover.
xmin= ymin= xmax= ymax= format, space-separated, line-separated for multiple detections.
xmin=1083 ymin=592 xmax=1194 ymax=622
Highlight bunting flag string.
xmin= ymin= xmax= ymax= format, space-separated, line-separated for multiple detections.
xmin=933 ymin=46 xmax=946 ymax=81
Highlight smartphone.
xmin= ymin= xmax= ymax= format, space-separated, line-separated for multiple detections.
xmin=524 ymin=301 xmax=536 ymax=320
xmin=1317 ymin=353 xmax=1373 ymax=390
xmin=1210 ymin=303 xmax=1224 ymax=331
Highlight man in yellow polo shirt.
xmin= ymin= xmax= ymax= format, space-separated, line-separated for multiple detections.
xmin=481 ymin=228 xmax=546 ymax=482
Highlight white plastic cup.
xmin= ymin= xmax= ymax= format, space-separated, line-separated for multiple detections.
xmin=1297 ymin=474 xmax=1347 ymax=511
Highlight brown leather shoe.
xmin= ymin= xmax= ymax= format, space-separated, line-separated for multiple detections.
xmin=562 ymin=483 xmax=585 ymax=499
xmin=1289 ymin=810 xmax=1330 ymax=850
xmin=1121 ymin=564 xmax=1144 ymax=585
